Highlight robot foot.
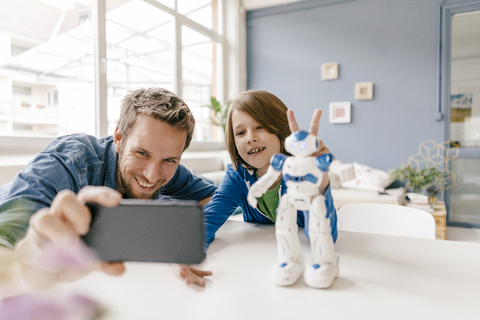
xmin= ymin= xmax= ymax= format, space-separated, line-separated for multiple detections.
xmin=270 ymin=254 xmax=305 ymax=286
xmin=304 ymin=257 xmax=339 ymax=289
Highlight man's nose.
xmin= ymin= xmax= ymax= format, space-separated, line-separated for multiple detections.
xmin=144 ymin=162 xmax=162 ymax=183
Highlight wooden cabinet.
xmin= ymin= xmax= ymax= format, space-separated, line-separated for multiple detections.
xmin=431 ymin=202 xmax=447 ymax=240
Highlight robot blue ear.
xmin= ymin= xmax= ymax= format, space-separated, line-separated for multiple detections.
xmin=316 ymin=153 xmax=333 ymax=171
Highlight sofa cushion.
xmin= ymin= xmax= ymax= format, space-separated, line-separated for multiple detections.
xmin=328 ymin=159 xmax=355 ymax=188
xmin=341 ymin=162 xmax=391 ymax=192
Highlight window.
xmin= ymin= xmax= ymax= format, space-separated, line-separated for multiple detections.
xmin=0 ymin=0 xmax=95 ymax=137
xmin=47 ymin=90 xmax=59 ymax=107
xmin=0 ymin=0 xmax=233 ymax=145
xmin=78 ymin=11 xmax=92 ymax=25
xmin=12 ymin=86 xmax=32 ymax=96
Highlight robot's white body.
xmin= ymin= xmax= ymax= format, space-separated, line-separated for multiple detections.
xmin=248 ymin=130 xmax=339 ymax=288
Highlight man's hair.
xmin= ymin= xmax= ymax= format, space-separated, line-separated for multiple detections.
xmin=117 ymin=87 xmax=195 ymax=151
xmin=225 ymin=90 xmax=291 ymax=171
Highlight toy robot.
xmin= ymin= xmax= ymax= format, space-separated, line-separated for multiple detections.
xmin=247 ymin=130 xmax=339 ymax=288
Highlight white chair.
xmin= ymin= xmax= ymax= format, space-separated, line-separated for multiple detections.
xmin=337 ymin=203 xmax=436 ymax=239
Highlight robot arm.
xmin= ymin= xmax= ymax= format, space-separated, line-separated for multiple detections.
xmin=247 ymin=154 xmax=285 ymax=208
xmin=315 ymin=153 xmax=333 ymax=171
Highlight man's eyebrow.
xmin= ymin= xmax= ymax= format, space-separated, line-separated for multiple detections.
xmin=134 ymin=146 xmax=149 ymax=153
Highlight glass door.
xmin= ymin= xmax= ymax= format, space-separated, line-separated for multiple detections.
xmin=446 ymin=9 xmax=480 ymax=228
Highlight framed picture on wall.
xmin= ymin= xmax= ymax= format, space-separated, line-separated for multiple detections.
xmin=329 ymin=101 xmax=351 ymax=123
xmin=355 ymin=82 xmax=374 ymax=100
xmin=321 ymin=62 xmax=339 ymax=80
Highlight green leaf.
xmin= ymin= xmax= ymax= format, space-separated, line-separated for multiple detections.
xmin=211 ymin=97 xmax=220 ymax=109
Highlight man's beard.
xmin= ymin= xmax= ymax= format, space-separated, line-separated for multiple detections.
xmin=117 ymin=147 xmax=163 ymax=200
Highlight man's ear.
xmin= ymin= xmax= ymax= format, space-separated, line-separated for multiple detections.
xmin=113 ymin=127 xmax=123 ymax=153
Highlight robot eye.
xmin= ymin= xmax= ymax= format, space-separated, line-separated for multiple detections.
xmin=291 ymin=143 xmax=295 ymax=149
xmin=301 ymin=142 xmax=307 ymax=149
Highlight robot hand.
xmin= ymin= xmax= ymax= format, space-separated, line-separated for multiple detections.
xmin=247 ymin=182 xmax=264 ymax=208
xmin=247 ymin=166 xmax=282 ymax=208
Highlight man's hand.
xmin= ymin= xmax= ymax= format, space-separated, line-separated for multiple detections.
xmin=287 ymin=109 xmax=331 ymax=194
xmin=170 ymin=264 xmax=212 ymax=287
xmin=13 ymin=186 xmax=124 ymax=295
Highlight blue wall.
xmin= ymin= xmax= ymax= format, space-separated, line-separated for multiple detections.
xmin=246 ymin=0 xmax=471 ymax=171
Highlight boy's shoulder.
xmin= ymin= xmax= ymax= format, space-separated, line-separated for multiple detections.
xmin=226 ymin=162 xmax=257 ymax=182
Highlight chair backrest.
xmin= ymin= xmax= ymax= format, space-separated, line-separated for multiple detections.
xmin=337 ymin=203 xmax=436 ymax=239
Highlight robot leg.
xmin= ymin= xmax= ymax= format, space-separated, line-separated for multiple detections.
xmin=270 ymin=193 xmax=305 ymax=286
xmin=304 ymin=194 xmax=339 ymax=289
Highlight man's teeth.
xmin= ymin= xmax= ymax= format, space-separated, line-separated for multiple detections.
xmin=248 ymin=147 xmax=265 ymax=154
xmin=137 ymin=178 xmax=154 ymax=188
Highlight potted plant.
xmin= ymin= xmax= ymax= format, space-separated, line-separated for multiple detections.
xmin=389 ymin=164 xmax=445 ymax=194
xmin=426 ymin=185 xmax=441 ymax=206
xmin=203 ymin=97 xmax=230 ymax=133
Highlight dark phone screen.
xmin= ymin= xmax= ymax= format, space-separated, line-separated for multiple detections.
xmin=82 ymin=200 xmax=205 ymax=264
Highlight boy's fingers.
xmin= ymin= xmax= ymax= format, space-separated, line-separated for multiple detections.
xmin=309 ymin=109 xmax=322 ymax=137
xmin=287 ymin=109 xmax=300 ymax=133
xmin=288 ymin=109 xmax=323 ymax=136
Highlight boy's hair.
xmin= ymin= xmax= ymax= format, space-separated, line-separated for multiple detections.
xmin=117 ymin=87 xmax=195 ymax=151
xmin=225 ymin=90 xmax=291 ymax=170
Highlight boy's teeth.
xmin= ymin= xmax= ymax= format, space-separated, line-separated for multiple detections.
xmin=249 ymin=147 xmax=265 ymax=154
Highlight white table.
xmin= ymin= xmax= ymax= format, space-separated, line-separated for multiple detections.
xmin=64 ymin=220 xmax=480 ymax=320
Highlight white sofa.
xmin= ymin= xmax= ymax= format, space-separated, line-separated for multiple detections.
xmin=183 ymin=153 xmax=406 ymax=211
xmin=180 ymin=150 xmax=231 ymax=185
xmin=330 ymin=187 xmax=406 ymax=210
xmin=328 ymin=160 xmax=406 ymax=210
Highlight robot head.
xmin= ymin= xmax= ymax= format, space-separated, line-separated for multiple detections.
xmin=285 ymin=130 xmax=318 ymax=157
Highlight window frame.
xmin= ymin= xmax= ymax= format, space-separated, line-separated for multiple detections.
xmin=0 ymin=0 xmax=246 ymax=153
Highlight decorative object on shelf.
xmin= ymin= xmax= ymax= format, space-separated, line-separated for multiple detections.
xmin=450 ymin=93 xmax=472 ymax=123
xmin=355 ymin=82 xmax=373 ymax=100
xmin=329 ymin=101 xmax=351 ymax=124
xmin=321 ymin=62 xmax=338 ymax=80
xmin=390 ymin=139 xmax=459 ymax=199
xmin=426 ymin=185 xmax=440 ymax=207
xmin=389 ymin=164 xmax=445 ymax=194
xmin=203 ymin=96 xmax=230 ymax=133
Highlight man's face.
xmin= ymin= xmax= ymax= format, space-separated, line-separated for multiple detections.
xmin=114 ymin=114 xmax=187 ymax=199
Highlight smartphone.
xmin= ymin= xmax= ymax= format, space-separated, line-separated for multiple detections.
xmin=82 ymin=199 xmax=205 ymax=264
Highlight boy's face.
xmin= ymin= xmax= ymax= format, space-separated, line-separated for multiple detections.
xmin=114 ymin=114 xmax=186 ymax=199
xmin=232 ymin=110 xmax=281 ymax=177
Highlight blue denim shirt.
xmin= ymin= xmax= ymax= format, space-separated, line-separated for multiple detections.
xmin=0 ymin=134 xmax=216 ymax=248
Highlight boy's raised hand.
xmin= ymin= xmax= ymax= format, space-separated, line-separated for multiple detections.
xmin=287 ymin=109 xmax=331 ymax=194
xmin=287 ymin=109 xmax=330 ymax=156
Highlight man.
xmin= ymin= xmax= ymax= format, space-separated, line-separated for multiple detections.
xmin=0 ymin=87 xmax=214 ymax=297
